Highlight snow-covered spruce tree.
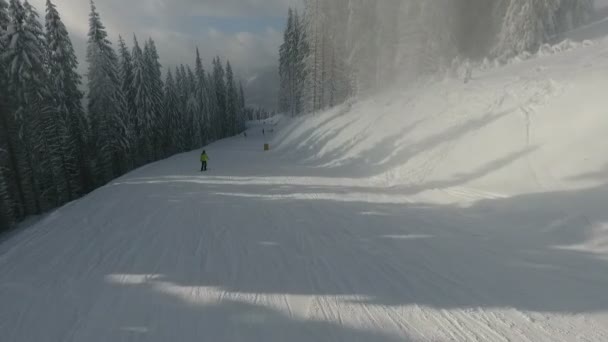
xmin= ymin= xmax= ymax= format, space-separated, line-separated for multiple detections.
xmin=0 ymin=120 xmax=19 ymax=227
xmin=225 ymin=60 xmax=238 ymax=135
xmin=177 ymin=64 xmax=194 ymax=149
xmin=3 ymin=0 xmax=51 ymax=214
xmin=163 ymin=70 xmax=180 ymax=155
xmin=0 ymin=0 xmax=14 ymax=224
xmin=194 ymin=48 xmax=209 ymax=146
xmin=494 ymin=0 xmax=594 ymax=58
xmin=175 ymin=65 xmax=190 ymax=151
xmin=212 ymin=57 xmax=227 ymax=138
xmin=205 ymin=66 xmax=219 ymax=142
xmin=87 ymin=0 xmax=129 ymax=183
xmin=495 ymin=0 xmax=559 ymax=58
xmin=131 ymin=35 xmax=155 ymax=163
xmin=320 ymin=3 xmax=351 ymax=108
xmin=278 ymin=7 xmax=311 ymax=116
xmin=0 ymin=160 xmax=14 ymax=230
xmin=302 ymin=0 xmax=327 ymax=113
xmin=45 ymin=0 xmax=91 ymax=199
xmin=0 ymin=115 xmax=13 ymax=231
xmin=0 ymin=0 xmax=19 ymax=223
xmin=144 ymin=38 xmax=164 ymax=158
xmin=292 ymin=12 xmax=310 ymax=115
xmin=23 ymin=0 xmax=46 ymax=64
xmin=188 ymin=50 xmax=203 ymax=148
xmin=238 ymin=82 xmax=246 ymax=111
xmin=117 ymin=35 xmax=136 ymax=165
xmin=0 ymin=0 xmax=7 ymax=19
xmin=0 ymin=0 xmax=8 ymax=30
xmin=278 ymin=8 xmax=294 ymax=114
xmin=185 ymin=65 xmax=199 ymax=149
xmin=238 ymin=81 xmax=246 ymax=130
xmin=293 ymin=10 xmax=309 ymax=115
xmin=23 ymin=0 xmax=68 ymax=208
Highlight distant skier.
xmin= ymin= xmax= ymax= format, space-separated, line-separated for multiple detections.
xmin=244 ymin=132 xmax=247 ymax=138
xmin=262 ymin=129 xmax=265 ymax=136
xmin=200 ymin=150 xmax=208 ymax=172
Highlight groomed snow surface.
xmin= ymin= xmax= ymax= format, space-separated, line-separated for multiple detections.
xmin=2 ymin=39 xmax=608 ymax=341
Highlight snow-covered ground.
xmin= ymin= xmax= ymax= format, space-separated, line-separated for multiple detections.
xmin=2 ymin=35 xmax=608 ymax=342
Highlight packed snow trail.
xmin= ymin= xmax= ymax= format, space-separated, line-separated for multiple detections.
xmin=0 ymin=124 xmax=607 ymax=342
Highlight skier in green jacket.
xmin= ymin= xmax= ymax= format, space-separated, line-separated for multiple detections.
xmin=200 ymin=150 xmax=208 ymax=172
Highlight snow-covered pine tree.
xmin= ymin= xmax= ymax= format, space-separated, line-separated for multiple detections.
xmin=0 ymin=120 xmax=18 ymax=227
xmin=87 ymin=0 xmax=129 ymax=183
xmin=194 ymin=48 xmax=209 ymax=145
xmin=175 ymin=65 xmax=189 ymax=151
xmin=278 ymin=8 xmax=294 ymax=114
xmin=320 ymin=1 xmax=352 ymax=107
xmin=0 ymin=0 xmax=18 ymax=223
xmin=131 ymin=35 xmax=155 ymax=163
xmin=23 ymin=0 xmax=67 ymax=208
xmin=493 ymin=0 xmax=592 ymax=58
xmin=293 ymin=10 xmax=309 ymax=115
xmin=0 ymin=160 xmax=13 ymax=230
xmin=45 ymin=0 xmax=91 ymax=199
xmin=34 ymin=98 xmax=67 ymax=207
xmin=117 ymin=35 xmax=136 ymax=165
xmin=317 ymin=1 xmax=331 ymax=109
xmin=205 ymin=67 xmax=219 ymax=141
xmin=225 ymin=60 xmax=238 ymax=135
xmin=302 ymin=0 xmax=325 ymax=113
xmin=494 ymin=0 xmax=557 ymax=58
xmin=190 ymin=49 xmax=205 ymax=148
xmin=279 ymin=6 xmax=311 ymax=116
xmin=23 ymin=0 xmax=47 ymax=65
xmin=0 ymin=0 xmax=8 ymax=31
xmin=144 ymin=38 xmax=165 ymax=158
xmin=212 ymin=57 xmax=227 ymax=137
xmin=185 ymin=65 xmax=199 ymax=149
xmin=238 ymin=81 xmax=246 ymax=130
xmin=3 ymin=0 xmax=52 ymax=214
xmin=163 ymin=70 xmax=180 ymax=154
xmin=0 ymin=0 xmax=14 ymax=223
xmin=238 ymin=82 xmax=246 ymax=111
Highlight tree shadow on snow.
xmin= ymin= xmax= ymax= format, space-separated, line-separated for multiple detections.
xmin=289 ymin=107 xmax=517 ymax=179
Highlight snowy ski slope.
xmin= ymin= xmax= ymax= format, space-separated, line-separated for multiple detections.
xmin=2 ymin=37 xmax=608 ymax=342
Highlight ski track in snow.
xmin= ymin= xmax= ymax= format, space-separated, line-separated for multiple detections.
xmin=3 ymin=44 xmax=608 ymax=341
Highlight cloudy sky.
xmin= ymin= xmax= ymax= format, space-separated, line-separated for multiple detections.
xmin=30 ymin=0 xmax=298 ymax=77
xmin=26 ymin=0 xmax=608 ymax=74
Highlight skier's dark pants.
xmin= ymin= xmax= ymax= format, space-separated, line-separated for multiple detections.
xmin=201 ymin=161 xmax=207 ymax=171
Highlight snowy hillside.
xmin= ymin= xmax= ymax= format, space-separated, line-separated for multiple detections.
xmin=274 ymin=38 xmax=608 ymax=205
xmin=2 ymin=27 xmax=608 ymax=342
